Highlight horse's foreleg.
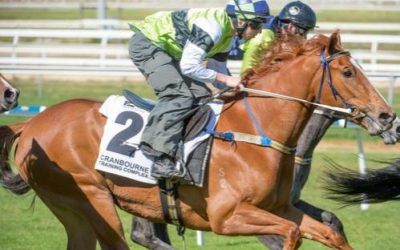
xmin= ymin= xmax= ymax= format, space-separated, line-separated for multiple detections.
xmin=209 ymin=203 xmax=301 ymax=250
xmin=256 ymin=199 xmax=347 ymax=250
xmin=300 ymin=215 xmax=351 ymax=249
xmin=282 ymin=207 xmax=352 ymax=250
xmin=294 ymin=200 xmax=346 ymax=239
xmin=290 ymin=164 xmax=311 ymax=202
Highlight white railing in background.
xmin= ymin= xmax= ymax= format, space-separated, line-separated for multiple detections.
xmin=0 ymin=29 xmax=399 ymax=77
xmin=1 ymin=20 xmax=400 ymax=33
xmin=1 ymin=0 xmax=400 ymax=10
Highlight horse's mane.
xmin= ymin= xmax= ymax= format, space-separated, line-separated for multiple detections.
xmin=242 ymin=33 xmax=330 ymax=84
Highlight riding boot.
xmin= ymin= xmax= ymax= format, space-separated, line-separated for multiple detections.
xmin=140 ymin=143 xmax=184 ymax=179
xmin=151 ymin=154 xmax=183 ymax=179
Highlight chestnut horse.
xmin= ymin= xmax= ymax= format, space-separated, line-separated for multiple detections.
xmin=0 ymin=73 xmax=19 ymax=113
xmin=0 ymin=32 xmax=395 ymax=249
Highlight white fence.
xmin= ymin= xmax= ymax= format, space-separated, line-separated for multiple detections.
xmin=1 ymin=19 xmax=400 ymax=33
xmin=1 ymin=0 xmax=400 ymax=10
xmin=0 ymin=28 xmax=399 ymax=77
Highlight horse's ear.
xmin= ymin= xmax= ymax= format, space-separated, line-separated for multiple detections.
xmin=328 ymin=30 xmax=342 ymax=55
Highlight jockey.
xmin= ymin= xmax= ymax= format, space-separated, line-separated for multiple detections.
xmin=129 ymin=0 xmax=270 ymax=179
xmin=237 ymin=0 xmax=317 ymax=73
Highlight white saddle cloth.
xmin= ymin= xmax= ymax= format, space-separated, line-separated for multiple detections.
xmin=95 ymin=95 xmax=223 ymax=184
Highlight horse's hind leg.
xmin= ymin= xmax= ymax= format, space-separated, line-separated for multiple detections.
xmin=74 ymin=190 xmax=130 ymax=250
xmin=32 ymin=179 xmax=129 ymax=249
xmin=39 ymin=196 xmax=97 ymax=250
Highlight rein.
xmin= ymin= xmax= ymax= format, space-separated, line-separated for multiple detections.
xmin=241 ymin=87 xmax=352 ymax=115
xmin=241 ymin=50 xmax=354 ymax=115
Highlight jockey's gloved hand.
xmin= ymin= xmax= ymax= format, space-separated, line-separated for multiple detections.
xmin=225 ymin=75 xmax=243 ymax=91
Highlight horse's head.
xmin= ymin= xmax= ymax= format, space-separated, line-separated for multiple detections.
xmin=307 ymin=31 xmax=395 ymax=135
xmin=243 ymin=31 xmax=394 ymax=135
xmin=0 ymin=74 xmax=19 ymax=113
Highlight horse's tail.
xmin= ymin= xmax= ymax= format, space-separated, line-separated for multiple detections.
xmin=0 ymin=122 xmax=31 ymax=195
xmin=324 ymin=160 xmax=400 ymax=205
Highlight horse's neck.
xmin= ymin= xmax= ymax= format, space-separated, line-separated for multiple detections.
xmin=219 ymin=72 xmax=316 ymax=147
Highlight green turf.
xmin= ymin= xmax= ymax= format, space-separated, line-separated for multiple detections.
xmin=1 ymin=146 xmax=399 ymax=249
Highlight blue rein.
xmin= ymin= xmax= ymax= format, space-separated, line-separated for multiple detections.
xmin=242 ymin=95 xmax=271 ymax=145
xmin=204 ymin=94 xmax=273 ymax=148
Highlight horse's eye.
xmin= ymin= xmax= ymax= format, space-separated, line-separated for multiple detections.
xmin=342 ymin=69 xmax=353 ymax=78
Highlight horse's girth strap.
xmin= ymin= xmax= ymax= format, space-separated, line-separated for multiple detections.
xmin=158 ymin=179 xmax=185 ymax=236
xmin=294 ymin=156 xmax=312 ymax=166
xmin=208 ymin=130 xmax=296 ymax=155
xmin=234 ymin=132 xmax=295 ymax=154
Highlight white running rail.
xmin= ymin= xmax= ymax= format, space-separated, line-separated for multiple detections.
xmin=0 ymin=29 xmax=399 ymax=76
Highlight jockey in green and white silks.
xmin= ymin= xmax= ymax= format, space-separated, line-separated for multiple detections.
xmin=129 ymin=0 xmax=270 ymax=179
xmin=130 ymin=8 xmax=235 ymax=83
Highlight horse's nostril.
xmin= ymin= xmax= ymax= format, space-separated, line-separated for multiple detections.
xmin=4 ymin=88 xmax=15 ymax=99
xmin=396 ymin=126 xmax=400 ymax=135
xmin=379 ymin=112 xmax=394 ymax=123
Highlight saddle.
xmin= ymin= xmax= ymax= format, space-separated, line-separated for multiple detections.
xmin=123 ymin=90 xmax=215 ymax=186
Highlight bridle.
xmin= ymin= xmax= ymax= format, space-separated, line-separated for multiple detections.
xmin=316 ymin=50 xmax=353 ymax=109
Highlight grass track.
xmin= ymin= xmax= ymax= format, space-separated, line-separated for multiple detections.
xmin=1 ymin=145 xmax=400 ymax=249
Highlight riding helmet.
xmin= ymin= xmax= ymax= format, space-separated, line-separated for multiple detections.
xmin=226 ymin=0 xmax=270 ymax=22
xmin=278 ymin=1 xmax=317 ymax=30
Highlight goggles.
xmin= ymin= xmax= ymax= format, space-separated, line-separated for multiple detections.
xmin=280 ymin=21 xmax=310 ymax=37
xmin=247 ymin=20 xmax=264 ymax=30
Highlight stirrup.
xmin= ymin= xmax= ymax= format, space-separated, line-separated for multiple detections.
xmin=151 ymin=166 xmax=186 ymax=180
xmin=151 ymin=160 xmax=187 ymax=180
xmin=174 ymin=161 xmax=187 ymax=179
